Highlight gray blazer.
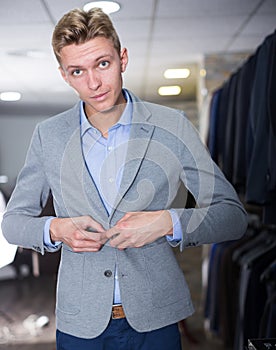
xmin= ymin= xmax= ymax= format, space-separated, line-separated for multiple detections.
xmin=2 ymin=90 xmax=247 ymax=338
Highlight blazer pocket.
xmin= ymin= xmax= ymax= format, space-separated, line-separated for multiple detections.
xmin=143 ymin=242 xmax=188 ymax=307
xmin=56 ymin=249 xmax=84 ymax=316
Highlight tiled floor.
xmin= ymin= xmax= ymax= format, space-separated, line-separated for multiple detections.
xmin=0 ymin=246 xmax=227 ymax=350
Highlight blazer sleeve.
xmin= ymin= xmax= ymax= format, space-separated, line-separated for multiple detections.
xmin=171 ymin=113 xmax=248 ymax=250
xmin=1 ymin=125 xmax=52 ymax=254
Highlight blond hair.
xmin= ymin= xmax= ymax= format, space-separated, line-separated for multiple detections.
xmin=52 ymin=8 xmax=121 ymax=63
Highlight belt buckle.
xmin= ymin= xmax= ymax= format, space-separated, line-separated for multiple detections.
xmin=112 ymin=304 xmax=126 ymax=319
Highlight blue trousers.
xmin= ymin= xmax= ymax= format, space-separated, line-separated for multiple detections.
xmin=56 ymin=319 xmax=182 ymax=350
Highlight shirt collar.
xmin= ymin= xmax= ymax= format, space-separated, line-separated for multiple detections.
xmin=80 ymin=89 xmax=132 ymax=137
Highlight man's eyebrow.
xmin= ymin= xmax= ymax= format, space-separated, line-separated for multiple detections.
xmin=66 ymin=65 xmax=83 ymax=69
xmin=95 ymin=54 xmax=113 ymax=61
xmin=65 ymin=54 xmax=113 ymax=70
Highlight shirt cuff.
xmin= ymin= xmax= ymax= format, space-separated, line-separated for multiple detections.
xmin=43 ymin=217 xmax=62 ymax=248
xmin=166 ymin=209 xmax=183 ymax=242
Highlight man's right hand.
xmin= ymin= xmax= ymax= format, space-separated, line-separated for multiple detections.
xmin=49 ymin=216 xmax=107 ymax=252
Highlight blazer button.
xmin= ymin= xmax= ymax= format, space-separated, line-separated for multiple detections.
xmin=104 ymin=270 xmax=112 ymax=277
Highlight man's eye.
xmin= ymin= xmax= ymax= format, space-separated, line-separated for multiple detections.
xmin=99 ymin=61 xmax=109 ymax=69
xmin=72 ymin=69 xmax=83 ymax=76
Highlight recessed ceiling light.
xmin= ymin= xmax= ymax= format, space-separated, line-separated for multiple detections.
xmin=158 ymin=86 xmax=182 ymax=96
xmin=164 ymin=68 xmax=190 ymax=79
xmin=0 ymin=91 xmax=22 ymax=102
xmin=0 ymin=175 xmax=8 ymax=184
xmin=7 ymin=49 xmax=46 ymax=58
xmin=83 ymin=1 xmax=121 ymax=14
xmin=200 ymin=69 xmax=207 ymax=77
xmin=26 ymin=50 xmax=47 ymax=59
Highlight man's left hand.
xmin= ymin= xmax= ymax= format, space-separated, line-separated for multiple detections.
xmin=105 ymin=210 xmax=173 ymax=250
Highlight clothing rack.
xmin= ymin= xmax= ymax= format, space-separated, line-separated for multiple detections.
xmin=204 ymin=29 xmax=276 ymax=349
xmin=206 ymin=29 xmax=276 ymax=225
xmin=204 ymin=219 xmax=276 ymax=349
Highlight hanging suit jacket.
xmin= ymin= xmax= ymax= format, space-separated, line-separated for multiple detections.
xmin=2 ymin=90 xmax=248 ymax=338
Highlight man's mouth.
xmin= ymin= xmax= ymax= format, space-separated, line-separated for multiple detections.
xmin=91 ymin=91 xmax=108 ymax=100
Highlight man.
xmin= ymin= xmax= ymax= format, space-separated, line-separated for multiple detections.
xmin=2 ymin=7 xmax=248 ymax=350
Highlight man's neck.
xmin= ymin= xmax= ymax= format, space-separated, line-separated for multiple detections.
xmin=85 ymin=101 xmax=127 ymax=138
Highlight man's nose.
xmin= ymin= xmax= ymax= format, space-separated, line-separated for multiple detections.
xmin=87 ymin=70 xmax=101 ymax=90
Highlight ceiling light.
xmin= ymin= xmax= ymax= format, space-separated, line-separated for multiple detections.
xmin=26 ymin=50 xmax=47 ymax=59
xmin=164 ymin=68 xmax=190 ymax=79
xmin=83 ymin=1 xmax=121 ymax=14
xmin=0 ymin=91 xmax=22 ymax=102
xmin=200 ymin=69 xmax=207 ymax=77
xmin=0 ymin=175 xmax=8 ymax=184
xmin=158 ymin=86 xmax=182 ymax=96
xmin=7 ymin=49 xmax=46 ymax=58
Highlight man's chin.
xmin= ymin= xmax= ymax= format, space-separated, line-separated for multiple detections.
xmin=85 ymin=100 xmax=125 ymax=117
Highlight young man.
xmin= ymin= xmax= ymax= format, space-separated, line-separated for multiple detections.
xmin=2 ymin=8 xmax=247 ymax=350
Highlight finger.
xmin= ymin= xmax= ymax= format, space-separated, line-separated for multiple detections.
xmin=105 ymin=226 xmax=120 ymax=239
xmin=87 ymin=222 xmax=106 ymax=233
xmin=83 ymin=227 xmax=101 ymax=240
xmin=85 ymin=227 xmax=98 ymax=233
xmin=109 ymin=232 xmax=121 ymax=243
xmin=70 ymin=236 xmax=103 ymax=251
xmin=81 ymin=230 xmax=107 ymax=244
xmin=105 ymin=233 xmax=121 ymax=248
xmin=72 ymin=216 xmax=105 ymax=233
xmin=109 ymin=232 xmax=130 ymax=249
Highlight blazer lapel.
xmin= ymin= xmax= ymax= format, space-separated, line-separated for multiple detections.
xmin=110 ymin=97 xmax=155 ymax=215
xmin=60 ymin=104 xmax=109 ymax=225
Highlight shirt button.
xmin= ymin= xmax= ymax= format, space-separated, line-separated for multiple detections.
xmin=104 ymin=270 xmax=112 ymax=277
xmin=107 ymin=146 xmax=113 ymax=151
xmin=109 ymin=178 xmax=114 ymax=183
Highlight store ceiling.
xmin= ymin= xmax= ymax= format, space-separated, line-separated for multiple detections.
xmin=0 ymin=0 xmax=275 ymax=112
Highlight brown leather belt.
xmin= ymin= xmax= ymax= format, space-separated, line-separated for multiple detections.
xmin=112 ymin=304 xmax=126 ymax=319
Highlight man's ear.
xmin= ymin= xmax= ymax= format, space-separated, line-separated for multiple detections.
xmin=120 ymin=48 xmax=128 ymax=73
xmin=59 ymin=66 xmax=69 ymax=84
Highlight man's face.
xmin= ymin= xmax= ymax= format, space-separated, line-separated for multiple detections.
xmin=59 ymin=36 xmax=128 ymax=117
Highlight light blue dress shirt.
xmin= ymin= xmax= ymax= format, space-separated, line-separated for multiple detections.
xmin=81 ymin=90 xmax=132 ymax=216
xmin=44 ymin=89 xmax=182 ymax=304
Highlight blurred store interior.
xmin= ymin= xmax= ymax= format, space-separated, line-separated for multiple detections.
xmin=0 ymin=0 xmax=275 ymax=349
